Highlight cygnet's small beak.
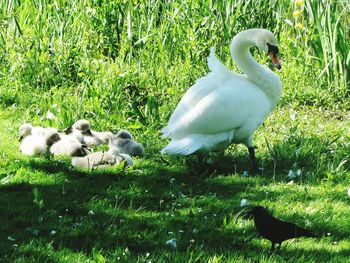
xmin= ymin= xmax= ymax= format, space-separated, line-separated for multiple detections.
xmin=84 ymin=129 xmax=93 ymax=136
xmin=19 ymin=135 xmax=23 ymax=141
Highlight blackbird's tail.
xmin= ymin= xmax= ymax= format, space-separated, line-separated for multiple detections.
xmin=295 ymin=226 xmax=317 ymax=238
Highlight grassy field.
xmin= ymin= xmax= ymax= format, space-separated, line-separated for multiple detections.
xmin=0 ymin=0 xmax=350 ymax=262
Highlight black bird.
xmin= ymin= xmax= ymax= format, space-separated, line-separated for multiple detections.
xmin=249 ymin=206 xmax=317 ymax=250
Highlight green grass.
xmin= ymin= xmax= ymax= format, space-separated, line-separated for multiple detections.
xmin=0 ymin=0 xmax=350 ymax=262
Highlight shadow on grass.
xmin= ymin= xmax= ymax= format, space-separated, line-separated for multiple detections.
xmin=1 ymin=135 xmax=349 ymax=261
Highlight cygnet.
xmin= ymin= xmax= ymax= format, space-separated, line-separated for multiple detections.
xmin=50 ymin=135 xmax=89 ymax=157
xmin=65 ymin=119 xmax=110 ymax=147
xmin=72 ymin=146 xmax=133 ymax=169
xmin=110 ymin=130 xmax=144 ymax=156
xmin=20 ymin=129 xmax=61 ymax=156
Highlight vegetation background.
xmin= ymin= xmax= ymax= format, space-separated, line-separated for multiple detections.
xmin=0 ymin=0 xmax=349 ymax=262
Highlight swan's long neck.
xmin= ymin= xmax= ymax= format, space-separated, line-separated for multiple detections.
xmin=230 ymin=30 xmax=282 ymax=108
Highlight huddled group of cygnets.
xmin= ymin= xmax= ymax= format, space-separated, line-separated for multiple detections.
xmin=19 ymin=119 xmax=144 ymax=170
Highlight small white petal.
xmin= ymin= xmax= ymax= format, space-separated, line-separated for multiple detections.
xmin=242 ymin=171 xmax=249 ymax=177
xmin=347 ymin=188 xmax=350 ymax=197
xmin=240 ymin=199 xmax=249 ymax=207
xmin=46 ymin=110 xmax=55 ymax=120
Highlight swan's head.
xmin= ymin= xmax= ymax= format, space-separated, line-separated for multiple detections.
xmin=19 ymin=123 xmax=33 ymax=141
xmin=255 ymin=29 xmax=281 ymax=70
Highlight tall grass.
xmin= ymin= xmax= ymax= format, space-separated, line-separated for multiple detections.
xmin=0 ymin=0 xmax=349 ymax=127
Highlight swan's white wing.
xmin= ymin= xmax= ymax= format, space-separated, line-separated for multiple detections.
xmin=207 ymin=47 xmax=236 ymax=79
xmin=163 ymin=48 xmax=234 ymax=135
xmin=167 ymin=84 xmax=271 ymax=139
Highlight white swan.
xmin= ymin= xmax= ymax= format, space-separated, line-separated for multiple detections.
xmin=161 ymin=29 xmax=282 ymax=169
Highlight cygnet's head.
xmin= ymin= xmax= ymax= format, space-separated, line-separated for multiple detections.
xmin=19 ymin=123 xmax=33 ymax=141
xmin=45 ymin=130 xmax=61 ymax=146
xmin=116 ymin=130 xmax=133 ymax=140
xmin=67 ymin=119 xmax=92 ymax=136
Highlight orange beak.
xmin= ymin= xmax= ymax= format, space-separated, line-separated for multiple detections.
xmin=269 ymin=51 xmax=281 ymax=70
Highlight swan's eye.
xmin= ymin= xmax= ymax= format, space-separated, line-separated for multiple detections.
xmin=267 ymin=43 xmax=279 ymax=54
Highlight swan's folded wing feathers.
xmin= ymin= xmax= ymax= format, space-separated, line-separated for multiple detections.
xmin=166 ymin=48 xmax=234 ymax=128
xmin=167 ymin=74 xmax=219 ymax=126
xmin=207 ymin=47 xmax=235 ymax=78
xmin=161 ymin=138 xmax=200 ymax=155
xmin=167 ymin=86 xmax=270 ymax=139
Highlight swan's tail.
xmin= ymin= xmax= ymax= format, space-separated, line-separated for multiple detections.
xmin=161 ymin=137 xmax=201 ymax=155
xmin=207 ymin=47 xmax=232 ymax=78
xmin=160 ymin=126 xmax=170 ymax=139
xmin=161 ymin=132 xmax=234 ymax=155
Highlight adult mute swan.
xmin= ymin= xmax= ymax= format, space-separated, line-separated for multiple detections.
xmin=161 ymin=29 xmax=282 ymax=170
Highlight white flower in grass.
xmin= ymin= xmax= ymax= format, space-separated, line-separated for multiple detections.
xmin=88 ymin=210 xmax=95 ymax=215
xmin=242 ymin=171 xmax=249 ymax=177
xmin=347 ymin=188 xmax=350 ymax=197
xmin=166 ymin=238 xmax=177 ymax=249
xmin=8 ymin=236 xmax=15 ymax=242
xmin=46 ymin=110 xmax=55 ymax=120
xmin=50 ymin=230 xmax=57 ymax=235
xmin=240 ymin=199 xmax=249 ymax=207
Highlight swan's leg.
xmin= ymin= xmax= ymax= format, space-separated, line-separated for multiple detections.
xmin=248 ymin=146 xmax=259 ymax=173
